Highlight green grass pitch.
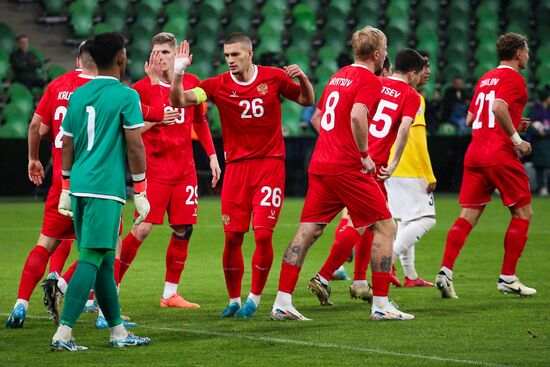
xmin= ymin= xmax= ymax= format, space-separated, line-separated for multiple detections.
xmin=0 ymin=195 xmax=548 ymax=366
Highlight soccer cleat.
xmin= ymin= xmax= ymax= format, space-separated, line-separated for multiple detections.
xmin=109 ymin=332 xmax=151 ymax=348
xmin=404 ymin=276 xmax=434 ymax=287
xmin=160 ymin=294 xmax=200 ymax=308
xmin=96 ymin=316 xmax=138 ymax=329
xmin=349 ymin=282 xmax=373 ymax=303
xmin=331 ymin=267 xmax=350 ymax=281
xmin=307 ymin=275 xmax=333 ymax=306
xmin=270 ymin=303 xmax=311 ymax=321
xmin=435 ymin=271 xmax=459 ymax=299
xmin=50 ymin=338 xmax=88 ymax=352
xmin=5 ymin=304 xmax=26 ymax=329
xmin=42 ymin=273 xmax=63 ymax=326
xmin=497 ymin=278 xmax=537 ymax=297
xmin=84 ymin=300 xmax=99 ymax=313
xmin=234 ymin=298 xmax=257 ymax=319
xmin=390 ymin=265 xmax=402 ymax=287
xmin=370 ymin=301 xmax=415 ymax=321
xmin=220 ymin=302 xmax=240 ymax=318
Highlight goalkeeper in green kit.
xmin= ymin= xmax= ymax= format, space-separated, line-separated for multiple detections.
xmin=51 ymin=32 xmax=151 ymax=351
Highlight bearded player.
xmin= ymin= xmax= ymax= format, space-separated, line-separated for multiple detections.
xmin=170 ymin=33 xmax=314 ymax=318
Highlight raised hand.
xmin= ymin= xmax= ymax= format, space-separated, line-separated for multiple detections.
xmin=174 ymin=40 xmax=193 ymax=75
xmin=283 ymin=64 xmax=306 ymax=79
xmin=145 ymin=51 xmax=163 ymax=84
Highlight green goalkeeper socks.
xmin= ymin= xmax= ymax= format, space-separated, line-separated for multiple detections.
xmin=94 ymin=253 xmax=122 ymax=327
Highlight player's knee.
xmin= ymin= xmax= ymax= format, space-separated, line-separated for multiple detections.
xmin=420 ymin=216 xmax=437 ymax=231
xmin=373 ymin=219 xmax=396 ymax=239
xmin=512 ymin=203 xmax=533 ymax=221
xmin=133 ymin=222 xmax=153 ymax=241
xmin=173 ymin=225 xmax=193 ymax=240
xmin=225 ymin=231 xmax=245 ymax=248
xmin=253 ymin=227 xmax=273 ymax=243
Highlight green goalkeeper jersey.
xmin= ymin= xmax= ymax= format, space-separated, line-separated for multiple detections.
xmin=62 ymin=76 xmax=144 ymax=203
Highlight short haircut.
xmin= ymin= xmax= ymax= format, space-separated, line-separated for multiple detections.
xmin=394 ymin=48 xmax=425 ymax=73
xmin=16 ymin=34 xmax=28 ymax=41
xmin=152 ymin=32 xmax=176 ymax=48
xmin=375 ymin=55 xmax=391 ymax=76
xmin=78 ymin=39 xmax=95 ymax=68
xmin=351 ymin=26 xmax=386 ymax=61
xmin=497 ymin=32 xmax=527 ymax=61
xmin=89 ymin=32 xmax=125 ymax=69
xmin=224 ymin=32 xmax=252 ymax=49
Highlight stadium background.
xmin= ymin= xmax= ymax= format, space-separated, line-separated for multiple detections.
xmin=0 ymin=0 xmax=548 ymax=196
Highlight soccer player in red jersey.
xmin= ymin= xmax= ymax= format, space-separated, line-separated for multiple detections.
xmin=170 ymin=33 xmax=314 ymax=318
xmin=435 ymin=33 xmax=536 ymax=299
xmin=270 ymin=26 xmax=414 ymax=321
xmin=118 ymin=33 xmax=220 ymax=309
xmin=307 ymin=49 xmax=425 ymax=306
xmin=6 ymin=41 xmax=97 ymax=328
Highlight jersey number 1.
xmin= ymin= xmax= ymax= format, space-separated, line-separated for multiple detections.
xmin=86 ymin=106 xmax=96 ymax=151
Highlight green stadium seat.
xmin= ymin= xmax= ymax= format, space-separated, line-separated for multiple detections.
xmin=226 ymin=13 xmax=250 ymax=34
xmin=193 ymin=36 xmax=218 ymax=57
xmin=8 ymin=96 xmax=33 ymax=118
xmin=133 ymin=13 xmax=158 ymax=34
xmin=323 ymin=32 xmax=346 ymax=55
xmin=285 ymin=46 xmax=310 ymax=74
xmin=536 ymin=65 xmax=550 ymax=83
xmin=138 ymin=0 xmax=163 ymax=15
xmin=315 ymin=64 xmax=337 ymax=86
xmin=255 ymin=34 xmax=282 ymax=55
xmin=0 ymin=55 xmax=9 ymax=82
xmin=127 ymin=59 xmax=146 ymax=80
xmin=0 ymin=118 xmax=28 ymax=138
xmin=47 ymin=64 xmax=67 ymax=80
xmin=0 ymin=23 xmax=15 ymax=54
xmin=282 ymin=101 xmax=303 ymax=137
xmin=69 ymin=0 xmax=97 ymax=16
xmin=130 ymin=29 xmax=153 ymax=54
xmin=92 ymin=23 xmax=115 ymax=36
xmin=416 ymin=0 xmax=439 ymax=17
xmin=261 ymin=1 xmax=286 ymax=17
xmin=327 ymin=0 xmax=351 ymax=15
xmin=289 ymin=32 xmax=313 ymax=53
xmin=162 ymin=19 xmax=188 ymax=42
xmin=317 ymin=46 xmax=339 ymax=62
xmin=44 ymin=0 xmax=65 ymax=16
xmin=437 ymin=122 xmax=458 ymax=136
xmin=207 ymin=103 xmax=221 ymax=134
xmin=70 ymin=12 xmax=93 ymax=38
xmin=104 ymin=11 xmax=127 ymax=33
xmin=505 ymin=2 xmax=530 ymax=20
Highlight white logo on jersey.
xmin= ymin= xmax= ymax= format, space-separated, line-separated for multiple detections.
xmin=230 ymin=91 xmax=239 ymax=98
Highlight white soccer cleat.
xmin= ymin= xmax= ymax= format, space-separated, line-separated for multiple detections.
xmin=435 ymin=271 xmax=459 ymax=299
xmin=370 ymin=301 xmax=414 ymax=321
xmin=270 ymin=303 xmax=311 ymax=321
xmin=497 ymin=278 xmax=537 ymax=297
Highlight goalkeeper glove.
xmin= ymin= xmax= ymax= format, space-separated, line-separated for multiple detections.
xmin=58 ymin=177 xmax=73 ymax=218
xmin=133 ymin=178 xmax=150 ymax=225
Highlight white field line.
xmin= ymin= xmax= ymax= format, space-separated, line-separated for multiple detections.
xmin=2 ymin=313 xmax=514 ymax=367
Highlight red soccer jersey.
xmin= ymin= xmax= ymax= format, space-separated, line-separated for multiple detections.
xmin=133 ymin=75 xmax=215 ymax=184
xmin=309 ymin=64 xmax=383 ymax=175
xmin=199 ymin=65 xmax=301 ymax=163
xmin=368 ymin=76 xmax=420 ymax=166
xmin=35 ymin=69 xmax=94 ymax=185
xmin=464 ymin=65 xmax=528 ymax=167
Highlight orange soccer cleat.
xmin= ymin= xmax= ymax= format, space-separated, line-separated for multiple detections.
xmin=160 ymin=294 xmax=200 ymax=308
xmin=404 ymin=277 xmax=434 ymax=287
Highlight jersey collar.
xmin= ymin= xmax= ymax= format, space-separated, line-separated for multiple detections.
xmin=351 ymin=63 xmax=373 ymax=72
xmin=387 ymin=75 xmax=407 ymax=83
xmin=159 ymin=81 xmax=170 ymax=87
xmin=497 ymin=65 xmax=515 ymax=70
xmin=95 ymin=76 xmax=118 ymax=80
xmin=78 ymin=73 xmax=95 ymax=79
xmin=230 ymin=64 xmax=258 ymax=86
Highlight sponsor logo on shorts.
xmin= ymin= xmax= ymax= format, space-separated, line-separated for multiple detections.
xmin=257 ymin=83 xmax=268 ymax=95
xmin=222 ymin=214 xmax=231 ymax=226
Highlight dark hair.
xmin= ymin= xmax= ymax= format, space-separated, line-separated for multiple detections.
xmin=394 ymin=48 xmax=425 ymax=73
xmin=224 ymin=32 xmax=252 ymax=48
xmin=16 ymin=34 xmax=28 ymax=41
xmin=89 ymin=32 xmax=125 ymax=69
xmin=496 ymin=33 xmax=527 ymax=61
xmin=78 ymin=39 xmax=93 ymax=58
xmin=382 ymin=55 xmax=391 ymax=71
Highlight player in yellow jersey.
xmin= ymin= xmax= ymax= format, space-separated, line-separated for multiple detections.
xmin=385 ymin=51 xmax=436 ymax=287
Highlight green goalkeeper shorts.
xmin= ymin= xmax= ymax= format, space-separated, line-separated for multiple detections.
xmin=71 ymin=196 xmax=122 ymax=250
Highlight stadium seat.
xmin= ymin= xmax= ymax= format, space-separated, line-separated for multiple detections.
xmin=93 ymin=23 xmax=115 ymax=36
xmin=282 ymin=101 xmax=303 ymax=137
xmin=47 ymin=64 xmax=67 ymax=80
xmin=138 ymin=0 xmax=163 ymax=15
xmin=0 ymin=22 xmax=16 ymax=54
xmin=70 ymin=12 xmax=94 ymax=38
xmin=104 ymin=7 xmax=127 ymax=33
xmin=285 ymin=46 xmax=310 ymax=74
xmin=255 ymin=33 xmax=282 ymax=55
xmin=68 ymin=0 xmax=97 ymax=16
xmin=133 ymin=13 xmax=158 ymax=34
xmin=226 ymin=13 xmax=250 ymax=34
xmin=43 ymin=0 xmax=66 ymax=16
xmin=0 ymin=52 xmax=9 ymax=82
xmin=261 ymin=1 xmax=286 ymax=17
xmin=0 ymin=118 xmax=28 ymax=138
xmin=437 ymin=122 xmax=458 ymax=136
xmin=127 ymin=59 xmax=146 ymax=80
xmin=315 ymin=64 xmax=337 ymax=86
xmin=207 ymin=103 xmax=221 ymax=134
xmin=416 ymin=0 xmax=439 ymax=18
xmin=163 ymin=20 xmax=188 ymax=42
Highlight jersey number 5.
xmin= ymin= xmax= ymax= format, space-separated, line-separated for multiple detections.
xmin=370 ymin=99 xmax=398 ymax=138
xmin=472 ymin=91 xmax=496 ymax=129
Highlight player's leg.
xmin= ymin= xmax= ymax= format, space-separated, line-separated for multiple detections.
xmin=221 ymin=231 xmax=246 ymax=317
xmin=6 ymin=235 xmax=61 ymax=329
xmin=48 ymin=240 xmax=73 ymax=275
xmin=350 ymin=229 xmax=374 ymax=301
xmin=493 ymin=160 xmax=535 ymax=296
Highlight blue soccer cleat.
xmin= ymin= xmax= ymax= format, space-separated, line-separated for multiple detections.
xmin=331 ymin=266 xmax=350 ymax=281
xmin=96 ymin=316 xmax=138 ymax=329
xmin=6 ymin=304 xmax=26 ymax=329
xmin=234 ymin=298 xmax=257 ymax=319
xmin=50 ymin=338 xmax=88 ymax=352
xmin=220 ymin=302 xmax=240 ymax=318
xmin=84 ymin=300 xmax=99 ymax=313
xmin=109 ymin=332 xmax=151 ymax=348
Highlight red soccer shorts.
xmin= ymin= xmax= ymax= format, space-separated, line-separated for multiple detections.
xmin=41 ymin=181 xmax=75 ymax=240
xmin=138 ymin=176 xmax=198 ymax=226
xmin=300 ymin=170 xmax=392 ymax=228
xmin=221 ymin=157 xmax=285 ymax=232
xmin=459 ymin=158 xmax=531 ymax=208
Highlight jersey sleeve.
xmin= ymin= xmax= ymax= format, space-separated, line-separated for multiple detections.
xmin=35 ymin=84 xmax=53 ymax=128
xmin=278 ymin=69 xmax=301 ymax=102
xmin=198 ymin=77 xmax=219 ymax=101
xmin=354 ymin=76 xmax=382 ymax=112
xmin=141 ymin=84 xmax=164 ymax=122
xmin=122 ymin=89 xmax=145 ymax=129
xmin=495 ymin=72 xmax=525 ymax=106
xmin=402 ymin=89 xmax=421 ymax=121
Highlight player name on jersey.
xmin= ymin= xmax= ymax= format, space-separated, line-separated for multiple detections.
xmin=381 ymin=86 xmax=401 ymax=98
xmin=57 ymin=91 xmax=74 ymax=101
xmin=480 ymin=78 xmax=500 ymax=87
xmin=329 ymin=78 xmax=353 ymax=87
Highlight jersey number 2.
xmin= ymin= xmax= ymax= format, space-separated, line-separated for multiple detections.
xmin=472 ymin=91 xmax=496 ymax=129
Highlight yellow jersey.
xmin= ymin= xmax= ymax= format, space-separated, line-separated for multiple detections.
xmin=389 ymin=95 xmax=436 ymax=183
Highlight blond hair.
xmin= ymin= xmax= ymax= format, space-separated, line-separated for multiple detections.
xmin=351 ymin=26 xmax=386 ymax=61
xmin=151 ymin=32 xmax=176 ymax=48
